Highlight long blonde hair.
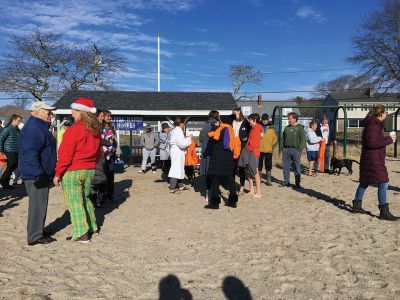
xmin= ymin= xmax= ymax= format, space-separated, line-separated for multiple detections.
xmin=80 ymin=111 xmax=102 ymax=134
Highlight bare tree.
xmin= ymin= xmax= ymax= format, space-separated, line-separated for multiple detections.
xmin=0 ymin=30 xmax=61 ymax=101
xmin=59 ymin=44 xmax=125 ymax=91
xmin=292 ymin=96 xmax=324 ymax=118
xmin=313 ymin=75 xmax=371 ymax=96
xmin=13 ymin=98 xmax=31 ymax=109
xmin=0 ymin=29 xmax=126 ymax=101
xmin=228 ymin=65 xmax=263 ymax=100
xmin=347 ymin=0 xmax=400 ymax=91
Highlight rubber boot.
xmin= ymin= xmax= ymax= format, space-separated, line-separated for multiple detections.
xmin=378 ymin=203 xmax=400 ymax=221
xmin=266 ymin=171 xmax=272 ymax=186
xmin=352 ymin=200 xmax=366 ymax=214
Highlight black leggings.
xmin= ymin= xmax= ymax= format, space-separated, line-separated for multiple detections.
xmin=258 ymin=152 xmax=273 ymax=172
xmin=161 ymin=160 xmax=171 ymax=174
xmin=1 ymin=152 xmax=18 ymax=186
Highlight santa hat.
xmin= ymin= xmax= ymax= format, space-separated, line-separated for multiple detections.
xmin=71 ymin=97 xmax=97 ymax=113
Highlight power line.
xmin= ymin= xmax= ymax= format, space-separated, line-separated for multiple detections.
xmin=238 ymin=87 xmax=394 ymax=94
xmin=129 ymin=67 xmax=360 ymax=76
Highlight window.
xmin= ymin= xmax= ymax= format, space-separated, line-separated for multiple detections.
xmin=348 ymin=119 xmax=361 ymax=128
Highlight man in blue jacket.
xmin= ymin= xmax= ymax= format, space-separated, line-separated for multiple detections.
xmin=19 ymin=101 xmax=57 ymax=246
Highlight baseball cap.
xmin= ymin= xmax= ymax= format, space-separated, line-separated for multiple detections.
xmin=261 ymin=113 xmax=269 ymax=120
xmin=31 ymin=101 xmax=56 ymax=111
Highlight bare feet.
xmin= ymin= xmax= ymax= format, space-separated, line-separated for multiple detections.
xmin=238 ymin=188 xmax=244 ymax=196
xmin=246 ymin=190 xmax=255 ymax=196
xmin=254 ymin=193 xmax=262 ymax=198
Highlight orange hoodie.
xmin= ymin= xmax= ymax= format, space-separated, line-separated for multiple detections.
xmin=246 ymin=123 xmax=263 ymax=158
xmin=185 ymin=138 xmax=199 ymax=166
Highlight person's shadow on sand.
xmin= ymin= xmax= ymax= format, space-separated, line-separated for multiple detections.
xmin=0 ymin=185 xmax=27 ymax=217
xmin=44 ymin=179 xmax=132 ymax=235
xmin=159 ymin=274 xmax=192 ymax=300
xmin=222 ymin=276 xmax=253 ymax=300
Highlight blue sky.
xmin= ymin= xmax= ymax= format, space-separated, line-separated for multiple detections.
xmin=0 ymin=0 xmax=380 ymax=103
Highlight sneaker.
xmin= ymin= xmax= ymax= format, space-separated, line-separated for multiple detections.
xmin=169 ymin=189 xmax=181 ymax=194
xmin=152 ymin=170 xmax=157 ymax=174
xmin=138 ymin=169 xmax=144 ymax=173
xmin=279 ymin=183 xmax=290 ymax=187
xmin=67 ymin=233 xmax=91 ymax=244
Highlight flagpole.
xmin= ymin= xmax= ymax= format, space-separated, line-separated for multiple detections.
xmin=157 ymin=33 xmax=160 ymax=92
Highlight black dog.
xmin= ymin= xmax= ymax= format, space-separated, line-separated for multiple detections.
xmin=330 ymin=157 xmax=360 ymax=175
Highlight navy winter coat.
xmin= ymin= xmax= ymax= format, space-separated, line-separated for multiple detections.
xmin=207 ymin=127 xmax=236 ymax=176
xmin=359 ymin=116 xmax=393 ymax=184
xmin=18 ymin=116 xmax=57 ymax=180
xmin=200 ymin=118 xmax=217 ymax=176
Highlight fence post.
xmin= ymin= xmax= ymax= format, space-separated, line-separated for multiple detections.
xmin=395 ymin=108 xmax=400 ymax=158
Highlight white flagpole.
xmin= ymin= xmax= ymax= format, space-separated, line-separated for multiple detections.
xmin=157 ymin=33 xmax=160 ymax=92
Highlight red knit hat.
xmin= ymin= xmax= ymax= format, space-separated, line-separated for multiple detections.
xmin=71 ymin=97 xmax=97 ymax=113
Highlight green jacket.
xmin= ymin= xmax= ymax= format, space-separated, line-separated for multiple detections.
xmin=0 ymin=124 xmax=20 ymax=153
xmin=282 ymin=124 xmax=306 ymax=152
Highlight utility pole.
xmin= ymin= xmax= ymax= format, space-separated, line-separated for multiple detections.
xmin=93 ymin=44 xmax=101 ymax=91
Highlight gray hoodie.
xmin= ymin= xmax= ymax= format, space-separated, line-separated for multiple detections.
xmin=140 ymin=131 xmax=160 ymax=150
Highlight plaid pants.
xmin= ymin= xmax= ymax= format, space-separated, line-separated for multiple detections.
xmin=62 ymin=170 xmax=97 ymax=239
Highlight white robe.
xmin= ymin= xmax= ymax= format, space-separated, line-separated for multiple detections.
xmin=168 ymin=127 xmax=191 ymax=179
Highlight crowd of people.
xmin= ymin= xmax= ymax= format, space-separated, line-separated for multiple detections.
xmin=0 ymin=99 xmax=398 ymax=246
xmin=138 ymin=105 xmax=398 ymax=221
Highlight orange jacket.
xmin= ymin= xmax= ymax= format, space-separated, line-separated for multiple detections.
xmin=246 ymin=123 xmax=263 ymax=158
xmin=318 ymin=139 xmax=327 ymax=172
xmin=185 ymin=138 xmax=200 ymax=166
xmin=208 ymin=123 xmax=241 ymax=159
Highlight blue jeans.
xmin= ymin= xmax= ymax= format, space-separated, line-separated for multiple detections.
xmin=354 ymin=182 xmax=388 ymax=205
xmin=282 ymin=148 xmax=301 ymax=185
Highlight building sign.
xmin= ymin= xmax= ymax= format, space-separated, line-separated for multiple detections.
xmin=242 ymin=106 xmax=252 ymax=116
xmin=112 ymin=116 xmax=143 ymax=130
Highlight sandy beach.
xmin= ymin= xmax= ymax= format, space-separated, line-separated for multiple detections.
xmin=1 ymin=156 xmax=400 ymax=299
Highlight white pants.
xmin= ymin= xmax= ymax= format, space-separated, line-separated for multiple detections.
xmin=141 ymin=148 xmax=157 ymax=171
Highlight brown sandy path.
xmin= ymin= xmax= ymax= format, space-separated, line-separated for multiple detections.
xmin=1 ymin=158 xmax=400 ymax=299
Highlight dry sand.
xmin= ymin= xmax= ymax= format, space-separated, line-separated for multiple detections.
xmin=1 ymin=157 xmax=400 ymax=299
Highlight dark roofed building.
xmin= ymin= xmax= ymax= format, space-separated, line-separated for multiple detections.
xmin=54 ymin=91 xmax=236 ymax=114
xmin=53 ymin=91 xmax=237 ymax=162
